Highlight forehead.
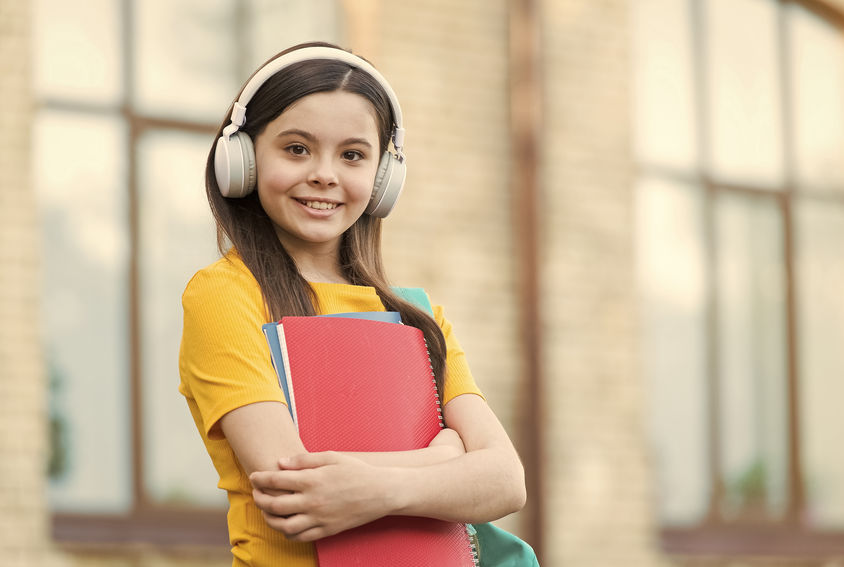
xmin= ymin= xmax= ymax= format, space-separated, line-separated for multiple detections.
xmin=268 ymin=91 xmax=379 ymax=139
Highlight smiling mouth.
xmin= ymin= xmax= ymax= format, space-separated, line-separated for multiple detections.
xmin=298 ymin=199 xmax=339 ymax=210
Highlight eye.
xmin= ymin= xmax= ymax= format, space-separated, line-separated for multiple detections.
xmin=285 ymin=144 xmax=308 ymax=156
xmin=342 ymin=150 xmax=365 ymax=162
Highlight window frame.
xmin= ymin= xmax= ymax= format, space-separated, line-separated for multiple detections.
xmin=43 ymin=0 xmax=238 ymax=546
xmin=47 ymin=88 xmax=228 ymax=549
xmin=639 ymin=0 xmax=844 ymax=556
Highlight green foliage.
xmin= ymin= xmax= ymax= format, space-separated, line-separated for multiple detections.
xmin=47 ymin=357 xmax=69 ymax=480
xmin=734 ymin=459 xmax=767 ymax=506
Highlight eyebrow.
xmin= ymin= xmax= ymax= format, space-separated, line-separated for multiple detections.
xmin=276 ymin=129 xmax=374 ymax=148
xmin=276 ymin=128 xmax=316 ymax=142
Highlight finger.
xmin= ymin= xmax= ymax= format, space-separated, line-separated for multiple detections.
xmin=279 ymin=451 xmax=340 ymax=470
xmin=262 ymin=511 xmax=321 ymax=539
xmin=250 ymin=469 xmax=311 ymax=492
xmin=286 ymin=525 xmax=329 ymax=543
xmin=261 ymin=487 xmax=291 ymax=498
xmin=252 ymin=488 xmax=306 ymax=517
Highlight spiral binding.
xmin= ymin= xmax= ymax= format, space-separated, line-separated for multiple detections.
xmin=423 ymin=338 xmax=445 ymax=430
xmin=466 ymin=524 xmax=480 ymax=567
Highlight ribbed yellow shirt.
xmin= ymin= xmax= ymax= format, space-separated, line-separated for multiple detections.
xmin=178 ymin=251 xmax=483 ymax=567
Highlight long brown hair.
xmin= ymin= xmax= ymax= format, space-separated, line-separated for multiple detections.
xmin=204 ymin=42 xmax=447 ymax=393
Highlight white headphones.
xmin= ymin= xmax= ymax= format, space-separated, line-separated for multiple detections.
xmin=214 ymin=46 xmax=407 ymax=218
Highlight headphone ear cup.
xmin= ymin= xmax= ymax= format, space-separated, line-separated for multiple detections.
xmin=239 ymin=133 xmax=257 ymax=195
xmin=366 ymin=152 xmax=406 ymax=218
xmin=214 ymin=131 xmax=257 ymax=198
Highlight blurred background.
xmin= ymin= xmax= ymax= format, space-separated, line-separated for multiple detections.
xmin=1 ymin=0 xmax=843 ymax=565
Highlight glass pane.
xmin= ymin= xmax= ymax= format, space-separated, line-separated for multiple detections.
xmin=137 ymin=130 xmax=224 ymax=507
xmin=133 ymin=0 xmax=239 ymax=122
xmin=715 ymin=192 xmax=788 ymax=521
xmin=245 ymin=0 xmax=343 ymax=70
xmin=635 ymin=175 xmax=710 ymax=525
xmin=788 ymin=4 xmax=844 ymax=193
xmin=706 ymin=0 xmax=784 ymax=188
xmin=630 ymin=0 xmax=698 ymax=170
xmin=33 ymin=110 xmax=131 ymax=513
xmin=32 ymin=0 xmax=123 ymax=104
xmin=796 ymin=200 xmax=844 ymax=528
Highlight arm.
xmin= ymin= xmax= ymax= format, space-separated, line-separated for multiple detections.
xmin=220 ymin=401 xmax=306 ymax=475
xmin=222 ymin=400 xmax=468 ymax=536
xmin=343 ymin=427 xmax=466 ymax=466
xmin=390 ymin=393 xmax=526 ymax=520
xmin=221 ymin=402 xmax=466 ymax=476
xmin=250 ymin=393 xmax=526 ymax=541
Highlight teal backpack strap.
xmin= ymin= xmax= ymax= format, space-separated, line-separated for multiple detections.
xmin=392 ymin=286 xmax=434 ymax=316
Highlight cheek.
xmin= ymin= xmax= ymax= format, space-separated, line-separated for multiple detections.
xmin=350 ymin=163 xmax=379 ymax=198
xmin=256 ymin=164 xmax=296 ymax=194
xmin=353 ymin=177 xmax=374 ymax=200
xmin=255 ymin=169 xmax=295 ymax=218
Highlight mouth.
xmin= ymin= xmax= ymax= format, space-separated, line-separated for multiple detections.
xmin=296 ymin=199 xmax=340 ymax=211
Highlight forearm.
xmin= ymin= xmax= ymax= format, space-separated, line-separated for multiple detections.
xmin=383 ymin=445 xmax=525 ymax=524
xmin=342 ymin=445 xmax=460 ymax=468
xmin=250 ymin=444 xmax=525 ymax=541
xmin=341 ymin=427 xmax=464 ymax=468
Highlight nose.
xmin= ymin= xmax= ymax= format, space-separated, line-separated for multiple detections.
xmin=307 ymin=156 xmax=338 ymax=187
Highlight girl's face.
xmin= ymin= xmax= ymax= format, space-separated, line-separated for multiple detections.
xmin=253 ymin=90 xmax=381 ymax=256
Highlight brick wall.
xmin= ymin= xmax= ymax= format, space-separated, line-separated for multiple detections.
xmin=539 ymin=1 xmax=666 ymax=565
xmin=0 ymin=0 xmax=63 ymax=565
xmin=11 ymin=1 xmax=844 ymax=566
xmin=677 ymin=558 xmax=844 ymax=567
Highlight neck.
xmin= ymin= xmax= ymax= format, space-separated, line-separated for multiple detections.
xmin=299 ymin=265 xmax=348 ymax=284
xmin=285 ymin=244 xmax=348 ymax=284
xmin=273 ymin=228 xmax=350 ymax=284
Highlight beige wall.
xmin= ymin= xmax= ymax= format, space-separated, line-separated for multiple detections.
xmin=539 ymin=1 xmax=665 ymax=565
xmin=0 ymin=0 xmax=55 ymax=565
xmin=8 ymin=0 xmax=842 ymax=566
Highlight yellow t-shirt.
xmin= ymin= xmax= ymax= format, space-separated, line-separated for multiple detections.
xmin=178 ymin=251 xmax=483 ymax=567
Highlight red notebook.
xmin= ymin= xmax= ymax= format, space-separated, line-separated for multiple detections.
xmin=277 ymin=316 xmax=478 ymax=567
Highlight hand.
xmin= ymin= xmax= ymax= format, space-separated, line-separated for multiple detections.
xmin=427 ymin=427 xmax=466 ymax=460
xmin=249 ymin=452 xmax=394 ymax=542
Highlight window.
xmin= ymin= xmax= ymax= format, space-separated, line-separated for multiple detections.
xmin=33 ymin=0 xmax=342 ymax=544
xmin=633 ymin=0 xmax=844 ymax=554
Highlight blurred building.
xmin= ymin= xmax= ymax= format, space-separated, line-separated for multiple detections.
xmin=2 ymin=0 xmax=843 ymax=566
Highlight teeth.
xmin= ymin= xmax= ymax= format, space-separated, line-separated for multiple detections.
xmin=303 ymin=200 xmax=338 ymax=210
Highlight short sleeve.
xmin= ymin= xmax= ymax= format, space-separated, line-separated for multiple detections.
xmin=178 ymin=261 xmax=286 ymax=439
xmin=432 ymin=303 xmax=485 ymax=405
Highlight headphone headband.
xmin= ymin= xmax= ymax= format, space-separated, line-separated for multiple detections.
xmin=224 ymin=46 xmax=405 ymax=154
xmin=214 ymin=45 xmax=408 ymax=216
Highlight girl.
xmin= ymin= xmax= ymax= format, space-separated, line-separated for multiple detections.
xmin=179 ymin=41 xmax=526 ymax=566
